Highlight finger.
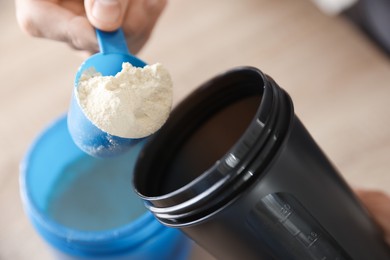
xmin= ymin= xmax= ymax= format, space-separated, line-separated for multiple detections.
xmin=16 ymin=0 xmax=99 ymax=53
xmin=122 ymin=0 xmax=167 ymax=53
xmin=84 ymin=0 xmax=129 ymax=32
xmin=356 ymin=189 xmax=390 ymax=245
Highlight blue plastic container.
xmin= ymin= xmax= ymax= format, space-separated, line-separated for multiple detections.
xmin=20 ymin=115 xmax=192 ymax=259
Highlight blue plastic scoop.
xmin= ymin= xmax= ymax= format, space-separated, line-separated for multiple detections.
xmin=68 ymin=29 xmax=147 ymax=157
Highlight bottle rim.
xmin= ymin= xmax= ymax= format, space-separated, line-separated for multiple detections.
xmin=134 ymin=67 xmax=293 ymax=226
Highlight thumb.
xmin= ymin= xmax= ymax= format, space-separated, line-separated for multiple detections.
xmin=84 ymin=0 xmax=129 ymax=31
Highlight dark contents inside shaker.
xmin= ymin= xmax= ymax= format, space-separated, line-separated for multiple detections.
xmin=159 ymin=95 xmax=261 ymax=194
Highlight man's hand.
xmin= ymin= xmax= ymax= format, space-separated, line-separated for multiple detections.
xmin=15 ymin=0 xmax=167 ymax=54
xmin=356 ymin=189 xmax=390 ymax=245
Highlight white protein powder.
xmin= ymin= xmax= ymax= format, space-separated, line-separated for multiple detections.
xmin=76 ymin=62 xmax=173 ymax=138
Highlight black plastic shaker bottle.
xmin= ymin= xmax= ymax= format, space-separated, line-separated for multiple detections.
xmin=133 ymin=67 xmax=390 ymax=260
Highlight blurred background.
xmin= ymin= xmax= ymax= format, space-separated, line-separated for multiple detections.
xmin=1 ymin=0 xmax=389 ymax=259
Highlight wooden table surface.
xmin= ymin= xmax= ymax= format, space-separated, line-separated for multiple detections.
xmin=1 ymin=0 xmax=389 ymax=259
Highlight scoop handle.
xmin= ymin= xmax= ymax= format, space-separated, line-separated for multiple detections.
xmin=96 ymin=28 xmax=129 ymax=54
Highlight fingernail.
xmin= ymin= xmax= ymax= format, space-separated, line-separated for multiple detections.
xmin=92 ymin=0 xmax=121 ymax=24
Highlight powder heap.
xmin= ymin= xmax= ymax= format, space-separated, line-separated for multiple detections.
xmin=76 ymin=62 xmax=173 ymax=138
